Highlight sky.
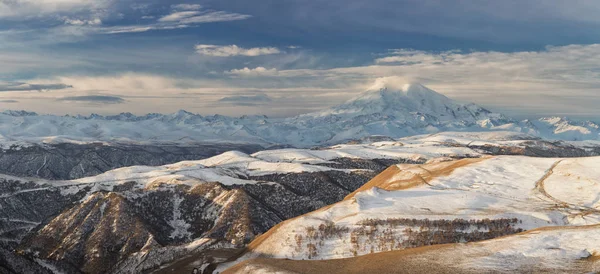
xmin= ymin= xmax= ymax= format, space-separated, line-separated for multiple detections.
xmin=1 ymin=0 xmax=600 ymax=119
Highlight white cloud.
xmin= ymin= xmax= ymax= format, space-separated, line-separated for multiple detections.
xmin=96 ymin=6 xmax=251 ymax=34
xmin=226 ymin=67 xmax=279 ymax=76
xmin=55 ymin=74 xmax=182 ymax=93
xmin=63 ymin=17 xmax=102 ymax=26
xmin=159 ymin=11 xmax=201 ymax=22
xmin=243 ymin=44 xmax=600 ymax=118
xmin=159 ymin=10 xmax=251 ymax=24
xmin=0 ymin=1 xmax=250 ymax=36
xmin=0 ymin=0 xmax=109 ymax=18
xmin=5 ymin=44 xmax=600 ymax=119
xmin=196 ymin=45 xmax=281 ymax=57
xmin=158 ymin=4 xmax=250 ymax=25
xmin=171 ymin=4 xmax=202 ymax=11
xmin=178 ymin=11 xmax=251 ymax=24
xmin=0 ymin=73 xmax=344 ymax=117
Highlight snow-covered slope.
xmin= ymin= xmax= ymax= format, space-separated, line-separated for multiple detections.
xmin=2 ymin=79 xmax=600 ymax=147
xmin=225 ymin=225 xmax=600 ymax=274
xmin=3 ymin=133 xmax=600 ymax=273
xmin=299 ymin=80 xmax=511 ymax=127
xmin=4 ymin=142 xmax=439 ymax=273
xmin=220 ymin=155 xmax=600 ymax=271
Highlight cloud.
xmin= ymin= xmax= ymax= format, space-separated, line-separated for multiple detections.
xmin=226 ymin=67 xmax=278 ymax=76
xmin=0 ymin=82 xmax=73 ymax=92
xmin=55 ymin=74 xmax=181 ymax=93
xmin=158 ymin=4 xmax=251 ymax=25
xmin=5 ymin=43 xmax=600 ymax=119
xmin=218 ymin=94 xmax=273 ymax=106
xmin=171 ymin=4 xmax=203 ymax=11
xmin=100 ymin=6 xmax=250 ymax=34
xmin=374 ymin=49 xmax=462 ymax=64
xmin=176 ymin=11 xmax=251 ymax=24
xmin=101 ymin=24 xmax=188 ymax=34
xmin=62 ymin=17 xmax=102 ymax=26
xmin=0 ymin=0 xmax=109 ymax=18
xmin=57 ymin=95 xmax=125 ymax=104
xmin=0 ymin=1 xmax=251 ymax=37
xmin=159 ymin=11 xmax=201 ymax=22
xmin=196 ymin=45 xmax=280 ymax=57
xmin=241 ymin=44 xmax=600 ymax=118
xmin=0 ymin=100 xmax=18 ymax=103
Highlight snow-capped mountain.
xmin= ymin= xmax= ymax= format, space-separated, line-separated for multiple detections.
xmin=301 ymin=81 xmax=506 ymax=124
xmin=1 ymin=79 xmax=599 ymax=147
xmin=284 ymin=81 xmax=514 ymax=144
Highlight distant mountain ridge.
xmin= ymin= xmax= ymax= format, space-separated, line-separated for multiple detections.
xmin=2 ymin=79 xmax=599 ymax=146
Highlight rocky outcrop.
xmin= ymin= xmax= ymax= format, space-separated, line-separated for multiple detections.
xmin=3 ymin=167 xmax=378 ymax=273
xmin=0 ymin=247 xmax=53 ymax=274
xmin=470 ymin=140 xmax=600 ymax=157
xmin=20 ymin=192 xmax=154 ymax=274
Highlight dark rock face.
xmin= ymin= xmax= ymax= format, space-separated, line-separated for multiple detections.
xmin=1 ymin=167 xmax=384 ymax=273
xmin=470 ymin=140 xmax=600 ymax=157
xmin=0 ymin=143 xmax=264 ymax=180
xmin=21 ymin=192 xmax=155 ymax=274
xmin=250 ymin=171 xmax=376 ymax=206
xmin=0 ymin=179 xmax=86 ymax=249
xmin=316 ymin=158 xmax=426 ymax=173
xmin=0 ymin=247 xmax=53 ymax=274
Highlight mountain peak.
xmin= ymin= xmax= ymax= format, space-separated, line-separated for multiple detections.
xmin=299 ymin=77 xmax=511 ymax=130
xmin=332 ymin=78 xmax=454 ymax=116
xmin=366 ymin=77 xmax=426 ymax=93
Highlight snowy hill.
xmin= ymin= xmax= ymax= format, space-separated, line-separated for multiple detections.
xmin=2 ymin=132 xmax=600 ymax=272
xmin=2 ymin=78 xmax=600 ymax=147
xmin=225 ymin=224 xmax=600 ymax=273
xmin=220 ymin=155 xmax=600 ymax=272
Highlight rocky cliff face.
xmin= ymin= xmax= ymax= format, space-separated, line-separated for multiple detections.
xmin=2 ymin=167 xmax=378 ymax=273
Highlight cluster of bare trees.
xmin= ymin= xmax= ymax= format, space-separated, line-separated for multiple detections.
xmin=294 ymin=222 xmax=350 ymax=258
xmin=304 ymin=222 xmax=350 ymax=240
xmin=294 ymin=218 xmax=524 ymax=258
xmin=358 ymin=218 xmax=521 ymax=231
xmin=401 ymin=225 xmax=523 ymax=248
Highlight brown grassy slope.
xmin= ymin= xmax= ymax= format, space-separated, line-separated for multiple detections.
xmin=224 ymin=224 xmax=600 ymax=274
xmin=345 ymin=157 xmax=487 ymax=200
xmin=234 ymin=158 xmax=488 ymax=263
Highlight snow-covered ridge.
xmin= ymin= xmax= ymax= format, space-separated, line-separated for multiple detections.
xmin=220 ymin=155 xmax=600 ymax=272
xmin=2 ymin=80 xmax=600 ymax=147
xmin=8 ymin=131 xmax=542 ymax=196
xmin=225 ymin=224 xmax=600 ymax=273
xmin=47 ymin=133 xmax=498 ymax=190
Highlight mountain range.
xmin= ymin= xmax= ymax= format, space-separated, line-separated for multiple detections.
xmin=2 ymin=131 xmax=600 ymax=273
xmin=2 ymin=80 xmax=600 ymax=148
xmin=1 ymin=79 xmax=600 ymax=273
